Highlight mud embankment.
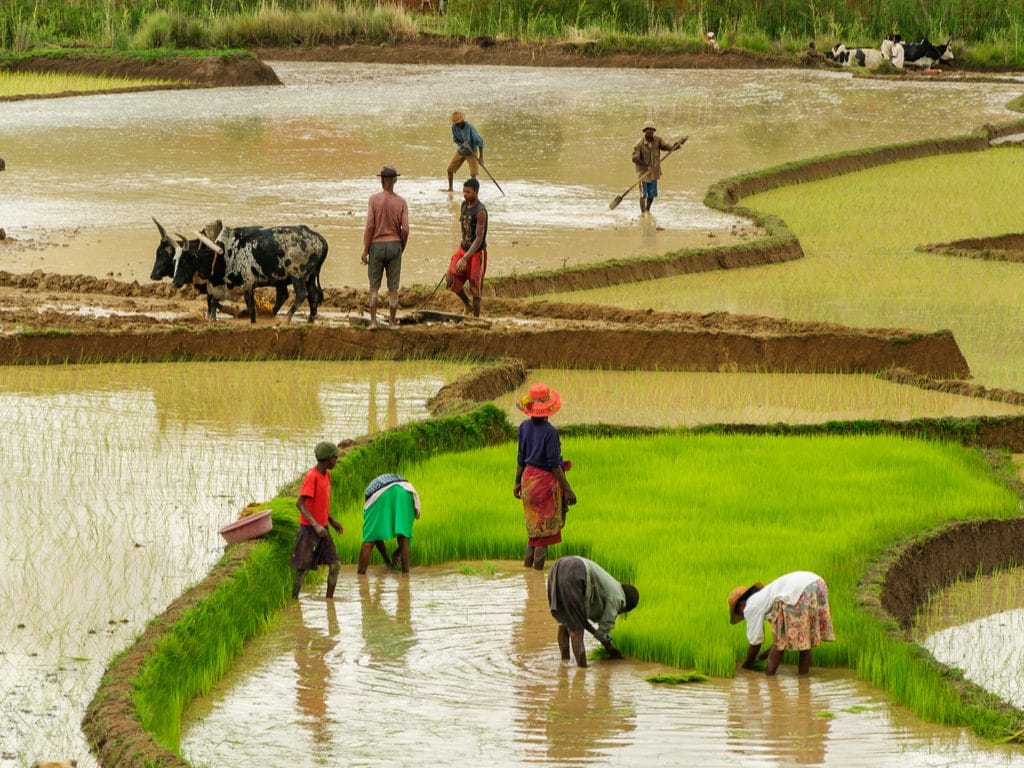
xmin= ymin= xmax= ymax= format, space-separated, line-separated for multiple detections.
xmin=918 ymin=232 xmax=1024 ymax=263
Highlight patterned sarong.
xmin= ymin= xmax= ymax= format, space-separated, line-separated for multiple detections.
xmin=768 ymin=578 xmax=835 ymax=651
xmin=522 ymin=465 xmax=564 ymax=546
xmin=363 ymin=477 xmax=420 ymax=543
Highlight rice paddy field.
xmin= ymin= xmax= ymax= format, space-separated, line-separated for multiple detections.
xmin=489 ymin=370 xmax=1024 ymax=427
xmin=544 ymin=147 xmax=1024 ymax=392
xmin=0 ymin=71 xmax=174 ymax=97
xmin=0 ymin=359 xmax=468 ymax=766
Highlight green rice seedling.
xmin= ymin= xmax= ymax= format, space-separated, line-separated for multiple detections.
xmin=326 ymin=427 xmax=1021 ymax=736
xmin=549 ymin=147 xmax=1024 ymax=393
xmin=814 ymin=711 xmax=835 ymax=718
xmin=0 ymin=70 xmax=173 ymax=97
xmin=646 ymin=671 xmax=709 ymax=684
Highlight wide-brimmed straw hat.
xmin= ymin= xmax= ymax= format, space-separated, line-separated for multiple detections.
xmin=728 ymin=583 xmax=763 ymax=624
xmin=642 ymin=119 xmax=657 ymax=131
xmin=450 ymin=110 xmax=465 ymax=123
xmin=517 ymin=382 xmax=562 ymax=418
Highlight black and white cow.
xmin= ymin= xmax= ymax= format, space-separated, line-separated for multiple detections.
xmin=151 ymin=218 xmax=291 ymax=320
xmin=827 ymin=43 xmax=885 ymax=68
xmin=902 ymin=37 xmax=954 ymax=68
xmin=173 ymin=221 xmax=327 ymax=324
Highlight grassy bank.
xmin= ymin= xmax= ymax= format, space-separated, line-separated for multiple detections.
xmin=2 ymin=0 xmax=1022 ymax=67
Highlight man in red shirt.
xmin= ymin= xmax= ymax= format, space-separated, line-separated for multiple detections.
xmin=291 ymin=441 xmax=344 ymax=599
xmin=361 ymin=166 xmax=410 ymax=329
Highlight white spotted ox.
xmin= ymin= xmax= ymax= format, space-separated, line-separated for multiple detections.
xmin=827 ymin=43 xmax=885 ymax=68
xmin=902 ymin=37 xmax=954 ymax=68
xmin=151 ymin=219 xmax=290 ymax=320
xmin=173 ymin=221 xmax=327 ymax=323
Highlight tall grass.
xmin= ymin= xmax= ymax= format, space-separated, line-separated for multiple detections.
xmin=1 ymin=0 xmax=1022 ymax=61
xmin=324 ymin=428 xmax=1022 ymax=734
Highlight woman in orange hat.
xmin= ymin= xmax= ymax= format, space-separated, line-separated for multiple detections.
xmin=728 ymin=570 xmax=834 ymax=675
xmin=513 ymin=382 xmax=575 ymax=570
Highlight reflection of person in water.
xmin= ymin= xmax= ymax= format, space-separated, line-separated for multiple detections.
xmin=358 ymin=576 xmax=415 ymax=665
xmin=725 ymin=671 xmax=829 ymax=765
xmin=292 ymin=600 xmax=341 ymax=749
xmin=511 ymin=570 xmax=637 ymax=763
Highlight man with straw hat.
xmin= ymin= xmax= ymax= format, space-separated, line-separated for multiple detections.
xmin=291 ymin=441 xmax=344 ymax=599
xmin=728 ymin=570 xmax=835 ymax=675
xmin=631 ymin=119 xmax=687 ymax=215
xmin=547 ymin=556 xmax=640 ymax=667
xmin=513 ymin=382 xmax=575 ymax=570
xmin=446 ymin=109 xmax=485 ymax=192
xmin=361 ymin=165 xmax=409 ymax=329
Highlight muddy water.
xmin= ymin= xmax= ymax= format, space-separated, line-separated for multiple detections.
xmin=491 ymin=370 xmax=1024 ymax=427
xmin=916 ymin=569 xmax=1024 ymax=711
xmin=0 ymin=360 xmax=465 ymax=768
xmin=1 ymin=65 xmax=1021 ymax=289
xmin=181 ymin=564 xmax=1024 ymax=767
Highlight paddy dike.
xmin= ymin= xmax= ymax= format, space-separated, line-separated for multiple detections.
xmin=0 ymin=272 xmax=970 ymax=378
xmin=919 ymin=232 xmax=1024 ymax=263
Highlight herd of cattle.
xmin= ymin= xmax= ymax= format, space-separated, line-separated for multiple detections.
xmin=151 ymin=219 xmax=327 ymax=323
xmin=826 ymin=37 xmax=954 ymax=70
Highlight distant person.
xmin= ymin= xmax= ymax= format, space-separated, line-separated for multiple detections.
xmin=547 ymin=555 xmax=640 ymax=667
xmin=291 ymin=441 xmax=344 ymax=599
xmin=358 ymin=473 xmax=421 ymax=574
xmin=444 ymin=177 xmax=488 ymax=317
xmin=446 ymin=110 xmax=484 ymax=192
xmin=631 ymin=120 xmax=687 ymax=214
xmin=890 ymin=35 xmax=905 ymax=68
xmin=514 ymin=382 xmax=574 ymax=570
xmin=361 ymin=165 xmax=409 ymax=329
xmin=728 ymin=570 xmax=835 ymax=675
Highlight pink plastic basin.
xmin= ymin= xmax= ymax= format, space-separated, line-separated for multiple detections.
xmin=219 ymin=509 xmax=273 ymax=545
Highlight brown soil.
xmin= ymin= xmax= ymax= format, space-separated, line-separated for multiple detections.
xmin=0 ymin=270 xmax=971 ymax=378
xmin=427 ymin=357 xmax=526 ymax=415
xmin=918 ymin=232 xmax=1024 ymax=264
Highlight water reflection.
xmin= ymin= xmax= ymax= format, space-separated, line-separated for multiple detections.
xmin=294 ymin=600 xmax=341 ymax=749
xmin=727 ymin=674 xmax=829 ymax=765
xmin=0 ymin=360 xmax=462 ymax=767
xmin=2 ymin=65 xmax=1019 ymax=286
xmin=182 ymin=565 xmax=1024 ymax=768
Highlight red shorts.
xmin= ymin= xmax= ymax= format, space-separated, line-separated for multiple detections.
xmin=445 ymin=246 xmax=487 ymax=297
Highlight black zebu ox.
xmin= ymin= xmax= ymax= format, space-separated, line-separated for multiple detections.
xmin=152 ymin=218 xmax=291 ymax=320
xmin=173 ymin=221 xmax=328 ymax=323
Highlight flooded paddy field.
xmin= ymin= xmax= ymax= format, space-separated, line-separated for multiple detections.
xmin=1 ymin=64 xmax=1022 ymax=289
xmin=0 ymin=359 xmax=466 ymax=767
xmin=916 ymin=569 xmax=1024 ymax=712
xmin=490 ymin=369 xmax=1024 ymax=427
xmin=181 ymin=565 xmax=1024 ymax=768
xmin=547 ymin=147 xmax=1024 ymax=393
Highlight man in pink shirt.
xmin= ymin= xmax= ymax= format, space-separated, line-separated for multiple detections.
xmin=361 ymin=166 xmax=410 ymax=329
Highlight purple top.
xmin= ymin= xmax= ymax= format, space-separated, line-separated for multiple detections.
xmin=517 ymin=418 xmax=562 ymax=470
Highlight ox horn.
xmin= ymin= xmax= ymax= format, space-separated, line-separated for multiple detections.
xmin=195 ymin=230 xmax=224 ymax=255
xmin=153 ymin=217 xmax=171 ymax=242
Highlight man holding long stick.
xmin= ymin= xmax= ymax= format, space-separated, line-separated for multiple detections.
xmin=446 ymin=110 xmax=485 ymax=192
xmin=631 ymin=120 xmax=687 ymax=215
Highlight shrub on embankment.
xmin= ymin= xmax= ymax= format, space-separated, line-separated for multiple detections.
xmin=2 ymin=0 xmax=1023 ymax=66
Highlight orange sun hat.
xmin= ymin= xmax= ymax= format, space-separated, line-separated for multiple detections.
xmin=516 ymin=382 xmax=562 ymax=418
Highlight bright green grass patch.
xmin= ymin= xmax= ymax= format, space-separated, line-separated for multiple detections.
xmin=548 ymin=147 xmax=1024 ymax=393
xmin=0 ymin=69 xmax=173 ymax=96
xmin=646 ymin=671 xmax=709 ymax=684
xmin=331 ymin=431 xmax=1021 ymax=734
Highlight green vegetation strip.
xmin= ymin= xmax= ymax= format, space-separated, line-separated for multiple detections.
xmin=0 ymin=69 xmax=173 ymax=97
